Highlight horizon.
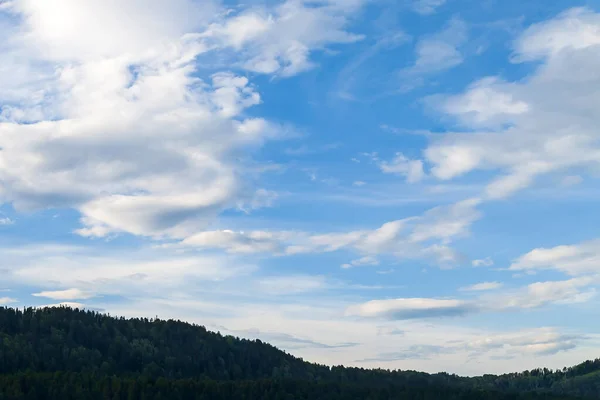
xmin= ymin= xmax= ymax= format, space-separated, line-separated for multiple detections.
xmin=1 ymin=0 xmax=600 ymax=377
xmin=3 ymin=304 xmax=596 ymax=378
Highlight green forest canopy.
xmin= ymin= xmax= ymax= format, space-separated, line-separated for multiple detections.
xmin=0 ymin=306 xmax=598 ymax=400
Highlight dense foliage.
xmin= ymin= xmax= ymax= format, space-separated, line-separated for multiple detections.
xmin=0 ymin=307 xmax=597 ymax=399
xmin=471 ymin=363 xmax=600 ymax=399
xmin=1 ymin=372 xmax=585 ymax=400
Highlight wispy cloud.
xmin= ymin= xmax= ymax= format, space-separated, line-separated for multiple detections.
xmin=401 ymin=17 xmax=467 ymax=78
xmin=425 ymin=8 xmax=600 ymax=199
xmin=379 ymin=153 xmax=425 ymax=183
xmin=0 ymin=297 xmax=17 ymax=305
xmin=225 ymin=328 xmax=360 ymax=350
xmin=472 ymin=257 xmax=494 ymax=267
xmin=510 ymin=239 xmax=600 ymax=276
xmin=349 ymin=276 xmax=598 ymax=320
xmin=412 ymin=0 xmax=447 ymax=15
xmin=0 ymin=217 xmax=14 ymax=225
xmin=346 ymin=298 xmax=477 ymax=320
xmin=32 ymin=288 xmax=96 ymax=300
xmin=177 ymin=198 xmax=479 ymax=268
xmin=459 ymin=282 xmax=503 ymax=292
xmin=341 ymin=256 xmax=379 ymax=269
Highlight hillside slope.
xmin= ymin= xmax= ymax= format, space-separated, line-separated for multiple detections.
xmin=0 ymin=306 xmax=596 ymax=399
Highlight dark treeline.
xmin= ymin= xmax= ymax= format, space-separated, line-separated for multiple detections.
xmin=0 ymin=307 xmax=597 ymax=399
xmin=0 ymin=373 xmax=577 ymax=400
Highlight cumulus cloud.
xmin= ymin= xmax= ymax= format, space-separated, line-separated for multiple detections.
xmin=1 ymin=35 xmax=268 ymax=238
xmin=5 ymin=0 xmax=216 ymax=61
xmin=0 ymin=0 xmax=363 ymax=241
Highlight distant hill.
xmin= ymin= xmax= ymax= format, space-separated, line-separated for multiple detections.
xmin=0 ymin=306 xmax=596 ymax=399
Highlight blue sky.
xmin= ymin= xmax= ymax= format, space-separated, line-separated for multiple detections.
xmin=2 ymin=0 xmax=600 ymax=375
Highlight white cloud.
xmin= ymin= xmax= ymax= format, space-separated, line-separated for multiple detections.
xmin=341 ymin=256 xmax=379 ymax=269
xmin=403 ymin=18 xmax=467 ymax=75
xmin=238 ymin=189 xmax=279 ymax=213
xmin=412 ymin=0 xmax=447 ymax=15
xmin=181 ymin=230 xmax=286 ymax=254
xmin=351 ymin=276 xmax=598 ymax=321
xmin=360 ymin=326 xmax=586 ymax=362
xmin=346 ymin=298 xmax=476 ymax=319
xmin=510 ymin=239 xmax=600 ymax=276
xmin=494 ymin=277 xmax=597 ymax=309
xmin=0 ymin=217 xmax=13 ymax=225
xmin=440 ymin=77 xmax=529 ymax=127
xmin=5 ymin=0 xmax=216 ymax=61
xmin=2 ymin=244 xmax=256 ymax=297
xmin=206 ymin=0 xmax=364 ymax=76
xmin=409 ymin=197 xmax=481 ymax=244
xmin=1 ymin=40 xmax=270 ymax=239
xmin=462 ymin=328 xmax=586 ymax=357
xmin=2 ymin=2 xmax=600 ymax=375
xmin=3 ymin=239 xmax=597 ymax=375
xmin=379 ymin=153 xmax=425 ymax=183
xmin=459 ymin=282 xmax=503 ymax=292
xmin=0 ymin=297 xmax=17 ymax=305
xmin=472 ymin=257 xmax=494 ymax=267
xmin=0 ymin=0 xmax=364 ymax=241
xmin=32 ymin=288 xmax=95 ymax=300
xmin=106 ymin=294 xmax=599 ymax=375
xmin=176 ymin=197 xmax=477 ymax=268
xmin=425 ymin=8 xmax=600 ymax=198
xmin=513 ymin=8 xmax=600 ymax=62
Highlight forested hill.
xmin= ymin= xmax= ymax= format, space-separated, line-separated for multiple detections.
xmin=0 ymin=307 xmax=597 ymax=400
